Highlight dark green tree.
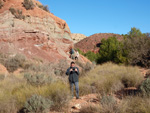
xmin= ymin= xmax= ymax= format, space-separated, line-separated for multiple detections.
xmin=98 ymin=37 xmax=127 ymax=63
xmin=84 ymin=51 xmax=99 ymax=62
xmin=128 ymin=27 xmax=144 ymax=38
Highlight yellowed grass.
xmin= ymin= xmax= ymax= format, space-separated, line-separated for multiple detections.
xmin=0 ymin=74 xmax=70 ymax=112
xmin=79 ymin=62 xmax=144 ymax=95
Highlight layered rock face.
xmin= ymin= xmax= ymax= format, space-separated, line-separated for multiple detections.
xmin=0 ymin=0 xmax=73 ymax=62
xmin=71 ymin=33 xmax=86 ymax=43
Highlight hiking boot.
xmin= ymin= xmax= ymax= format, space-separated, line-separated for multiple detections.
xmin=76 ymin=97 xmax=80 ymax=99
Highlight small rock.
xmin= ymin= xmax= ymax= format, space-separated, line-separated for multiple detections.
xmin=72 ymin=104 xmax=81 ymax=110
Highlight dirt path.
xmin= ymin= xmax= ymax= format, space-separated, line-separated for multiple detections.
xmin=50 ymin=94 xmax=99 ymax=113
xmin=68 ymin=94 xmax=99 ymax=113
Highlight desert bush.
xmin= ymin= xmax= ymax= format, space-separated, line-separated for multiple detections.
xmin=79 ymin=62 xmax=143 ymax=95
xmin=23 ymin=0 xmax=34 ymax=10
xmin=50 ymin=87 xmax=71 ymax=111
xmin=24 ymin=73 xmax=53 ymax=86
xmin=4 ymin=54 xmax=26 ymax=72
xmin=79 ymin=105 xmax=101 ymax=113
xmin=0 ymin=99 xmax=17 ymax=113
xmin=10 ymin=79 xmax=70 ymax=111
xmin=100 ymin=95 xmax=118 ymax=113
xmin=84 ymin=51 xmax=99 ymax=62
xmin=9 ymin=7 xmax=16 ymax=15
xmin=0 ymin=53 xmax=8 ymax=64
xmin=119 ymin=96 xmax=150 ymax=113
xmin=37 ymin=3 xmax=49 ymax=12
xmin=24 ymin=63 xmax=54 ymax=75
xmin=24 ymin=95 xmax=53 ymax=113
xmin=76 ymin=61 xmax=94 ymax=76
xmin=123 ymin=27 xmax=150 ymax=68
xmin=83 ymin=62 xmax=94 ymax=72
xmin=54 ymin=59 xmax=69 ymax=76
xmin=0 ymin=0 xmax=3 ymax=9
xmin=0 ymin=73 xmax=5 ymax=81
xmin=9 ymin=8 xmax=25 ymax=20
xmin=139 ymin=78 xmax=150 ymax=97
xmin=145 ymin=70 xmax=150 ymax=78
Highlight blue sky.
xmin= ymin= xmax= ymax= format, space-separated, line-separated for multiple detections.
xmin=39 ymin=0 xmax=150 ymax=36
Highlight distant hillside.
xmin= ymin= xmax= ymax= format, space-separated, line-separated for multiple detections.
xmin=75 ymin=33 xmax=123 ymax=53
xmin=71 ymin=33 xmax=87 ymax=43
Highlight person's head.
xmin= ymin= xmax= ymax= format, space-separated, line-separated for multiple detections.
xmin=70 ymin=61 xmax=75 ymax=67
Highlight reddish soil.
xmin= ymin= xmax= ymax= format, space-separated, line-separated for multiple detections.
xmin=75 ymin=33 xmax=123 ymax=53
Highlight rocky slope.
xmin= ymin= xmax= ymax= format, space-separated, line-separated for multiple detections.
xmin=75 ymin=33 xmax=123 ymax=53
xmin=0 ymin=0 xmax=74 ymax=62
xmin=71 ymin=33 xmax=86 ymax=43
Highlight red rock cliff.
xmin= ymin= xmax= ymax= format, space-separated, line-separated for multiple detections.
xmin=0 ymin=0 xmax=74 ymax=62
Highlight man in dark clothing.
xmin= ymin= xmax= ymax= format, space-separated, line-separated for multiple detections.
xmin=66 ymin=61 xmax=80 ymax=99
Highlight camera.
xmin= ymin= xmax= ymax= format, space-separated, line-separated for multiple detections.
xmin=72 ymin=67 xmax=76 ymax=71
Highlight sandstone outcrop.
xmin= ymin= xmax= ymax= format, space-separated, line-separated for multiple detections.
xmin=0 ymin=0 xmax=73 ymax=62
xmin=71 ymin=33 xmax=86 ymax=43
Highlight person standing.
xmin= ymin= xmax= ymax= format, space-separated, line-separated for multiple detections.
xmin=75 ymin=50 xmax=79 ymax=60
xmin=66 ymin=62 xmax=80 ymax=99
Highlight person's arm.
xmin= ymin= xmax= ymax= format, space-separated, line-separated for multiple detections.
xmin=75 ymin=67 xmax=80 ymax=75
xmin=66 ymin=68 xmax=70 ymax=76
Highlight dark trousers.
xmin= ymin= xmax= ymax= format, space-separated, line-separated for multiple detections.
xmin=70 ymin=82 xmax=79 ymax=98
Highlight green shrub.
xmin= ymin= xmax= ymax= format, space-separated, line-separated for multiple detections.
xmin=4 ymin=54 xmax=26 ymax=72
xmin=77 ymin=48 xmax=84 ymax=55
xmin=100 ymin=95 xmax=118 ymax=113
xmin=84 ymin=51 xmax=99 ymax=62
xmin=0 ymin=0 xmax=3 ymax=9
xmin=24 ymin=95 xmax=53 ymax=113
xmin=128 ymin=27 xmax=144 ymax=38
xmin=23 ymin=0 xmax=34 ymax=10
xmin=98 ymin=37 xmax=127 ymax=64
xmin=139 ymin=78 xmax=150 ymax=97
xmin=24 ymin=73 xmax=53 ymax=86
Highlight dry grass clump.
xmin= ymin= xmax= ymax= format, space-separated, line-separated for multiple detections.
xmin=79 ymin=105 xmax=101 ymax=113
xmin=23 ymin=0 xmax=34 ymax=10
xmin=79 ymin=62 xmax=143 ymax=95
xmin=9 ymin=8 xmax=25 ymax=20
xmin=119 ymin=96 xmax=150 ymax=113
xmin=0 ymin=73 xmax=70 ymax=112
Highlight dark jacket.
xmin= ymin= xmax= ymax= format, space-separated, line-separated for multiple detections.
xmin=66 ymin=67 xmax=79 ymax=83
